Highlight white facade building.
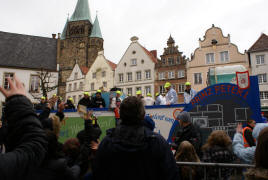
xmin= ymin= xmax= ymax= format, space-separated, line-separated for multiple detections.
xmin=115 ymin=36 xmax=157 ymax=96
xmin=65 ymin=63 xmax=88 ymax=106
xmin=84 ymin=51 xmax=116 ymax=94
xmin=248 ymin=33 xmax=268 ymax=107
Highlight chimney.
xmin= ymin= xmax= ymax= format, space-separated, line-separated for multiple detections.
xmin=52 ymin=34 xmax=56 ymax=39
xmin=150 ymin=50 xmax=157 ymax=59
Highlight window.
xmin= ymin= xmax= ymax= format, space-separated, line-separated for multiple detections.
xmin=68 ymin=84 xmax=72 ymax=92
xmin=168 ymin=71 xmax=175 ymax=79
xmin=162 ymin=58 xmax=166 ymax=64
xmin=74 ymin=72 xmax=78 ymax=80
xmin=159 ymin=85 xmax=165 ymax=94
xmin=73 ymin=96 xmax=76 ymax=104
xmin=258 ymin=74 xmax=267 ymax=84
xmin=256 ymin=55 xmax=265 ymax=65
xmin=119 ymin=74 xmax=124 ymax=83
xmin=102 ymin=71 xmax=106 ymax=77
xmin=145 ymin=70 xmax=151 ymax=79
xmin=260 ymin=91 xmax=268 ymax=100
xmin=178 ymin=84 xmax=185 ymax=93
xmin=79 ymin=82 xmax=83 ymax=90
xmin=220 ymin=51 xmax=229 ymax=62
xmin=91 ymin=83 xmax=94 ymax=91
xmin=3 ymin=73 xmax=14 ymax=89
xmin=177 ymin=56 xmax=180 ymax=64
xmin=127 ymin=72 xmax=132 ymax=81
xmin=30 ymin=75 xmax=39 ymax=92
xmin=145 ymin=86 xmax=151 ymax=94
xmin=127 ymin=88 xmax=132 ymax=96
xmin=103 ymin=81 xmax=107 ymax=87
xmin=136 ymin=87 xmax=141 ymax=92
xmin=92 ymin=72 xmax=96 ymax=79
xmin=131 ymin=59 xmax=137 ymax=66
xmin=178 ymin=70 xmax=185 ymax=78
xmin=74 ymin=83 xmax=77 ymax=91
xmin=136 ymin=71 xmax=142 ymax=81
xmin=168 ymin=58 xmax=175 ymax=65
xmin=206 ymin=53 xmax=215 ymax=64
xmin=159 ymin=72 xmax=165 ymax=80
xmin=194 ymin=73 xmax=202 ymax=84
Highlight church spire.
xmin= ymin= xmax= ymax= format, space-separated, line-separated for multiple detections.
xmin=61 ymin=17 xmax=69 ymax=40
xmin=70 ymin=0 xmax=92 ymax=23
xmin=90 ymin=15 xmax=103 ymax=39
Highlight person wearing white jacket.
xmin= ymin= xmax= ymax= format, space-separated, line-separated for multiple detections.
xmin=184 ymin=82 xmax=197 ymax=104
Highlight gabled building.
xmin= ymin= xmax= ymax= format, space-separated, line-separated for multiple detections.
xmin=187 ymin=25 xmax=250 ymax=92
xmin=0 ymin=31 xmax=58 ymax=103
xmin=248 ymin=33 xmax=268 ymax=107
xmin=115 ymin=36 xmax=157 ymax=96
xmin=65 ymin=63 xmax=89 ymax=106
xmin=84 ymin=51 xmax=116 ymax=94
xmin=57 ymin=0 xmax=104 ymax=98
xmin=155 ymin=36 xmax=187 ymax=103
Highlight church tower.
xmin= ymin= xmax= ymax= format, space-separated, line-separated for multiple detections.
xmin=57 ymin=0 xmax=103 ymax=98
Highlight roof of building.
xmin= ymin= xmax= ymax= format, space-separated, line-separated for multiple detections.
xmin=80 ymin=66 xmax=89 ymax=75
xmin=90 ymin=15 xmax=102 ymax=38
xmin=70 ymin=0 xmax=92 ymax=23
xmin=0 ymin=31 xmax=57 ymax=71
xmin=167 ymin=35 xmax=175 ymax=44
xmin=248 ymin=33 xmax=268 ymax=52
xmin=61 ymin=18 xmax=69 ymax=40
xmin=106 ymin=60 xmax=117 ymax=70
xmin=141 ymin=46 xmax=158 ymax=63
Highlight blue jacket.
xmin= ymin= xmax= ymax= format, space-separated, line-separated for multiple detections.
xmin=232 ymin=123 xmax=268 ymax=164
xmin=166 ymin=88 xmax=178 ymax=104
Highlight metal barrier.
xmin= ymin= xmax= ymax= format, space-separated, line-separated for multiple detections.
xmin=176 ymin=162 xmax=254 ymax=180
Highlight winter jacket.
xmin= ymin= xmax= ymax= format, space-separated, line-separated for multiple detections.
xmin=144 ymin=97 xmax=155 ymax=106
xmin=92 ymin=97 xmax=106 ymax=108
xmin=155 ymin=95 xmax=166 ymax=105
xmin=202 ymin=146 xmax=236 ymax=180
xmin=65 ymin=100 xmax=76 ymax=110
xmin=0 ymin=95 xmax=48 ymax=180
xmin=184 ymin=88 xmax=197 ymax=104
xmin=244 ymin=168 xmax=268 ymax=180
xmin=233 ymin=123 xmax=268 ymax=164
xmin=175 ymin=123 xmax=201 ymax=154
xmin=92 ymin=125 xmax=180 ymax=180
xmin=243 ymin=124 xmax=256 ymax=147
xmin=35 ymin=102 xmax=47 ymax=111
xmin=78 ymin=97 xmax=92 ymax=108
xmin=166 ymin=88 xmax=178 ymax=104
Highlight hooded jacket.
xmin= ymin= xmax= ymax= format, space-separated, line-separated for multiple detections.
xmin=92 ymin=125 xmax=179 ymax=180
xmin=232 ymin=123 xmax=268 ymax=164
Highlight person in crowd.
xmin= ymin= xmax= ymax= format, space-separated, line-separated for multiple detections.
xmin=155 ymin=92 xmax=161 ymax=105
xmin=78 ymin=92 xmax=92 ymax=109
xmin=184 ymin=82 xmax=197 ymax=104
xmin=202 ymin=130 xmax=236 ymax=180
xmin=233 ymin=123 xmax=268 ymax=164
xmin=63 ymin=138 xmax=81 ymax=167
xmin=174 ymin=111 xmax=201 ymax=154
xmin=175 ymin=141 xmax=201 ymax=180
xmin=0 ymin=75 xmax=48 ymax=179
xmin=110 ymin=90 xmax=122 ymax=126
xmin=65 ymin=97 xmax=76 ymax=110
xmin=243 ymin=119 xmax=256 ymax=147
xmin=144 ymin=93 xmax=155 ymax=106
xmin=165 ymin=82 xmax=178 ymax=105
xmin=92 ymin=96 xmax=180 ymax=180
xmin=36 ymin=96 xmax=47 ymax=110
xmin=92 ymin=90 xmax=106 ymax=108
xmin=244 ymin=127 xmax=268 ymax=179
xmin=136 ymin=90 xmax=143 ymax=99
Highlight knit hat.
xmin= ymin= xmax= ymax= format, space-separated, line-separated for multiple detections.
xmin=176 ymin=111 xmax=191 ymax=123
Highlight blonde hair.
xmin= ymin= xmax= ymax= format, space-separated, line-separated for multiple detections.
xmin=202 ymin=130 xmax=231 ymax=150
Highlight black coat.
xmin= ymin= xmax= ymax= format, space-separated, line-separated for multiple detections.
xmin=0 ymin=95 xmax=48 ymax=180
xmin=92 ymin=97 xmax=105 ymax=108
xmin=175 ymin=123 xmax=201 ymax=154
xmin=92 ymin=125 xmax=180 ymax=180
xmin=78 ymin=97 xmax=92 ymax=108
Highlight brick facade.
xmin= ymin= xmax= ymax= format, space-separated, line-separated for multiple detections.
xmin=154 ymin=36 xmax=187 ymax=103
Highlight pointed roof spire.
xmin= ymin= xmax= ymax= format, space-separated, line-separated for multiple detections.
xmin=90 ymin=14 xmax=103 ymax=39
xmin=61 ymin=17 xmax=69 ymax=40
xmin=70 ymin=0 xmax=92 ymax=23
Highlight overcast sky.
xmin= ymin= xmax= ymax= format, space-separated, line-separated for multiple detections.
xmin=0 ymin=0 xmax=267 ymax=63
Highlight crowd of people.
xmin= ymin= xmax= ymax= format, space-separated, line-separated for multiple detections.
xmin=0 ymin=75 xmax=268 ymax=180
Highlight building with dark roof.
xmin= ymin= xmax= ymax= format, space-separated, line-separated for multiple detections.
xmin=247 ymin=33 xmax=268 ymax=107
